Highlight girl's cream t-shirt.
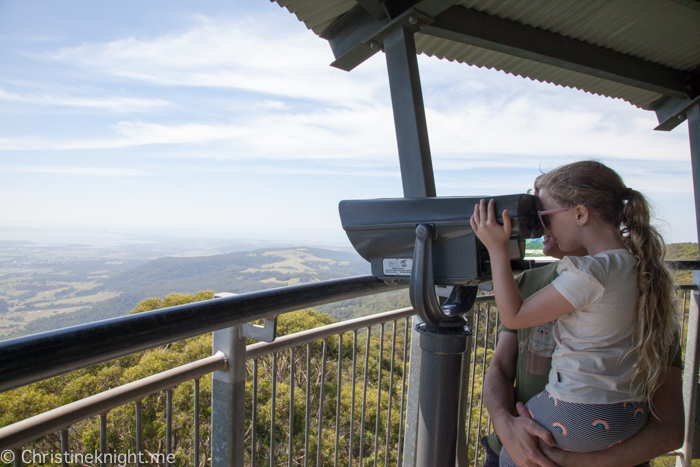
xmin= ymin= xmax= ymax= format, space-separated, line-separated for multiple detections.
xmin=546 ymin=249 xmax=642 ymax=404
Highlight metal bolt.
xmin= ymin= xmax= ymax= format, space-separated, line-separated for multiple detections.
xmin=408 ymin=16 xmax=418 ymax=25
xmin=369 ymin=41 xmax=379 ymax=50
xmin=679 ymin=115 xmax=685 ymax=120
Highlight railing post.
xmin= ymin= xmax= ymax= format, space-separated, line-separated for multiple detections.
xmin=456 ymin=308 xmax=475 ymax=466
xmin=679 ymin=273 xmax=700 ymax=466
xmin=678 ymin=98 xmax=700 ymax=467
xmin=211 ymin=325 xmax=246 ymax=467
xmin=402 ymin=315 xmax=423 ymax=467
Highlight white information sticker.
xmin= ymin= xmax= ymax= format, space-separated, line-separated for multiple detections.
xmin=383 ymin=258 xmax=413 ymax=276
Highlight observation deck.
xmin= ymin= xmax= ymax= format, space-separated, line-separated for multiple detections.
xmin=2 ymin=1 xmax=700 ymax=466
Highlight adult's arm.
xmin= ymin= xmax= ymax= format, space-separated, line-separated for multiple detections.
xmin=538 ymin=367 xmax=684 ymax=467
xmin=483 ymin=331 xmax=557 ymax=467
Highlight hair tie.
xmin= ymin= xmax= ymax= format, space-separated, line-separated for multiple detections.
xmin=623 ymin=187 xmax=633 ymax=199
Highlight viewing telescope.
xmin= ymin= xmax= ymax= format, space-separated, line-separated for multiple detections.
xmin=339 ymin=194 xmax=544 ymax=326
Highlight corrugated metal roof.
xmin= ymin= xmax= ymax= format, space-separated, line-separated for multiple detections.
xmin=272 ymin=0 xmax=700 ymax=109
xmin=274 ymin=0 xmax=355 ymax=35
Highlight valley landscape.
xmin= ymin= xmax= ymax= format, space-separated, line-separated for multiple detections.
xmin=0 ymin=236 xmax=696 ymax=341
xmin=0 ymin=236 xmax=411 ymax=340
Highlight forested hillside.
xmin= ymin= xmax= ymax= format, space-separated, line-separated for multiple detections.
xmin=666 ymin=242 xmax=699 ymax=284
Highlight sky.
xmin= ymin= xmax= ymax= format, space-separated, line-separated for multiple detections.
xmin=0 ymin=0 xmax=696 ymax=247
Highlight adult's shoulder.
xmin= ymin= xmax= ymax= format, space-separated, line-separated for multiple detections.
xmin=518 ymin=260 xmax=559 ymax=282
xmin=516 ymin=261 xmax=559 ymax=298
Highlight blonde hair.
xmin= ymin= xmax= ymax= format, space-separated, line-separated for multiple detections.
xmin=535 ymin=160 xmax=677 ymax=404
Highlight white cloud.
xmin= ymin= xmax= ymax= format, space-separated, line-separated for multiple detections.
xmin=37 ymin=15 xmax=388 ymax=108
xmin=0 ymin=166 xmax=145 ymax=176
xmin=426 ymin=96 xmax=689 ymax=162
xmin=2 ymin=7 xmax=696 ymax=243
xmin=0 ymin=86 xmax=169 ymax=112
xmin=13 ymin=13 xmax=689 ymax=167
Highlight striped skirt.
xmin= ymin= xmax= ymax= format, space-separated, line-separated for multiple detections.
xmin=499 ymin=390 xmax=648 ymax=467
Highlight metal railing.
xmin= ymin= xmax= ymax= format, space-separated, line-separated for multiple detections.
xmin=0 ymin=274 xmax=699 ymax=467
xmin=0 ymin=294 xmax=496 ymax=467
xmin=0 ymin=354 xmax=226 ymax=466
xmin=244 ymin=307 xmax=414 ymax=467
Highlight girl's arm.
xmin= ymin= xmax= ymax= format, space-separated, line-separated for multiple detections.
xmin=470 ymin=199 xmax=575 ymax=329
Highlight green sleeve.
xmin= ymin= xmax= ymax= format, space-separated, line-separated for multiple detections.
xmin=497 ymin=263 xmax=559 ymax=334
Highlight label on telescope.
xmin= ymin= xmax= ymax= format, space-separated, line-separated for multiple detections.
xmin=383 ymin=258 xmax=412 ymax=276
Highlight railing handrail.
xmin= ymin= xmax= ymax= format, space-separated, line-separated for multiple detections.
xmin=0 ymin=352 xmax=227 ymax=450
xmin=0 ymin=275 xmax=405 ymax=394
xmin=246 ymin=307 xmax=416 ymax=360
xmin=244 ymin=294 xmax=497 ymax=359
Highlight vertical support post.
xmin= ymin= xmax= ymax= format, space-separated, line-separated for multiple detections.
xmin=100 ymin=413 xmax=107 ymax=467
xmin=384 ymin=26 xmax=436 ymax=198
xmin=679 ymin=103 xmax=700 ymax=467
xmin=136 ymin=400 xmax=143 ymax=467
xmin=194 ymin=380 xmax=200 ymax=467
xmin=61 ymin=428 xmax=70 ymax=467
xmin=401 ymin=315 xmax=423 ymax=467
xmin=414 ymin=323 xmax=469 ymax=467
xmin=455 ymin=310 xmax=475 ymax=466
xmin=688 ymin=104 xmax=700 ymax=243
xmin=679 ymin=273 xmax=700 ymax=467
xmin=211 ymin=326 xmax=246 ymax=467
xmin=384 ymin=23 xmax=436 ymax=467
xmin=166 ymin=389 xmax=173 ymax=467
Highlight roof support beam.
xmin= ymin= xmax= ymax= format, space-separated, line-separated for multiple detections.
xmin=356 ymin=0 xmax=389 ymax=20
xmin=321 ymin=0 xmax=455 ymax=71
xmin=384 ymin=26 xmax=436 ymax=197
xmin=321 ymin=6 xmax=389 ymax=71
xmin=653 ymin=96 xmax=700 ymax=131
xmin=422 ymin=6 xmax=694 ymax=100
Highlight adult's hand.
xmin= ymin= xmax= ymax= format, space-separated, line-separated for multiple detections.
xmin=497 ymin=402 xmax=558 ymax=467
xmin=485 ymin=332 xmax=559 ymax=467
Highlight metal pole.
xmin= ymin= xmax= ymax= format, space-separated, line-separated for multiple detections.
xmin=211 ymin=326 xmax=246 ymax=467
xmin=100 ymin=413 xmax=107 ymax=467
xmin=136 ymin=401 xmax=143 ymax=467
xmin=414 ymin=323 xmax=470 ymax=467
xmin=61 ymin=428 xmax=69 ymax=467
xmin=679 ymin=273 xmax=700 ymax=467
xmin=402 ymin=315 xmax=422 ymax=467
xmin=166 ymin=389 xmax=173 ymax=467
xmin=383 ymin=24 xmax=439 ymax=466
xmin=678 ymin=102 xmax=700 ymax=467
xmin=456 ymin=309 xmax=475 ymax=467
xmin=194 ymin=381 xmax=200 ymax=467
xmin=384 ymin=25 xmax=436 ymax=198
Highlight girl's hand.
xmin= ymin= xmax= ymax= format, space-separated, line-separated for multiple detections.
xmin=470 ymin=198 xmax=512 ymax=251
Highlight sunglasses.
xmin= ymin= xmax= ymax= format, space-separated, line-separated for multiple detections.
xmin=538 ymin=207 xmax=571 ymax=229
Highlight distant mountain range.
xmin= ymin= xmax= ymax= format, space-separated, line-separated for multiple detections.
xmin=2 ymin=241 xmax=697 ymax=341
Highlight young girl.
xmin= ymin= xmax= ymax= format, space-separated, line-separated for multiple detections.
xmin=470 ymin=161 xmax=678 ymax=466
